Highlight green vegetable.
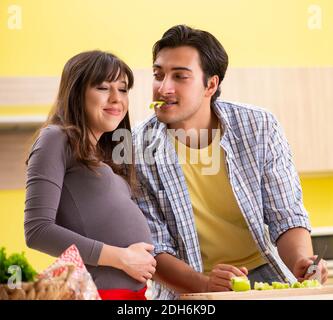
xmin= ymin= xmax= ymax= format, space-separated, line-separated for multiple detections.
xmin=292 ymin=281 xmax=302 ymax=288
xmin=272 ymin=282 xmax=290 ymax=289
xmin=301 ymin=279 xmax=321 ymax=288
xmin=0 ymin=247 xmax=37 ymax=284
xmin=234 ymin=278 xmax=320 ymax=292
xmin=254 ymin=282 xmax=273 ymax=290
xmin=149 ymin=101 xmax=165 ymax=109
xmin=231 ymin=276 xmax=251 ymax=292
xmin=0 ymin=247 xmax=7 ymax=283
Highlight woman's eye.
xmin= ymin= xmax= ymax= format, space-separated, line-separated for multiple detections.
xmin=119 ymin=89 xmax=128 ymax=93
xmin=153 ymin=73 xmax=163 ymax=81
xmin=97 ymin=87 xmax=108 ymax=90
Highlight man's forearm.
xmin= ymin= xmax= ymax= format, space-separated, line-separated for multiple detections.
xmin=153 ymin=253 xmax=208 ymax=293
xmin=276 ymin=227 xmax=313 ymax=272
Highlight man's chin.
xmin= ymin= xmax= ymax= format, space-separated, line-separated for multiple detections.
xmin=156 ymin=113 xmax=181 ymax=125
xmin=156 ymin=112 xmax=170 ymax=124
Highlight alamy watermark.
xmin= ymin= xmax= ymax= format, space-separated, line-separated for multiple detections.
xmin=6 ymin=265 xmax=22 ymax=289
xmin=308 ymin=4 xmax=322 ymax=30
xmin=111 ymin=128 xmax=223 ymax=175
xmin=7 ymin=4 xmax=22 ymax=29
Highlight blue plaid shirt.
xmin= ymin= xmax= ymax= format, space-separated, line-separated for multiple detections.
xmin=132 ymin=100 xmax=311 ymax=300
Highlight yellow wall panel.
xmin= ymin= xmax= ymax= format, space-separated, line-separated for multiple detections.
xmin=300 ymin=175 xmax=333 ymax=227
xmin=0 ymin=105 xmax=51 ymax=115
xmin=0 ymin=0 xmax=332 ymax=76
xmin=0 ymin=190 xmax=54 ymax=273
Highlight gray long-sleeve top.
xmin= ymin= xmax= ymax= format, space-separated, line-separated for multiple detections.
xmin=24 ymin=125 xmax=153 ymax=290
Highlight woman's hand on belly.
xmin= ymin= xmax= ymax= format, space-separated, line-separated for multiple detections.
xmin=119 ymin=243 xmax=157 ymax=283
xmin=98 ymin=242 xmax=156 ymax=283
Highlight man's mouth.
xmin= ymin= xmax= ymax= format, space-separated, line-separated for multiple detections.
xmin=160 ymin=100 xmax=178 ymax=108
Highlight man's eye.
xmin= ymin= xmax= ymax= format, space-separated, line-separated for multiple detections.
xmin=97 ymin=87 xmax=108 ymax=90
xmin=175 ymin=74 xmax=188 ymax=79
xmin=119 ymin=89 xmax=128 ymax=93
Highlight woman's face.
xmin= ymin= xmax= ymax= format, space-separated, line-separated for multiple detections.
xmin=84 ymin=76 xmax=129 ymax=141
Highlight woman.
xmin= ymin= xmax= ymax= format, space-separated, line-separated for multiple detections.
xmin=24 ymin=50 xmax=156 ymax=300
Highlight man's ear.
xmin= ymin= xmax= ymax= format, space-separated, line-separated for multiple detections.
xmin=205 ymin=75 xmax=219 ymax=98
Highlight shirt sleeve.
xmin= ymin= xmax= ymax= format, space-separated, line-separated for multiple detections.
xmin=261 ymin=114 xmax=312 ymax=245
xmin=24 ymin=126 xmax=103 ymax=266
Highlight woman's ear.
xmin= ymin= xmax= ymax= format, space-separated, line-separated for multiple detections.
xmin=205 ymin=75 xmax=219 ymax=98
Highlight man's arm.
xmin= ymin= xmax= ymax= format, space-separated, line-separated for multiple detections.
xmin=277 ymin=227 xmax=328 ymax=283
xmin=276 ymin=227 xmax=313 ymax=275
xmin=153 ymin=253 xmax=249 ymax=293
xmin=153 ymin=253 xmax=208 ymax=293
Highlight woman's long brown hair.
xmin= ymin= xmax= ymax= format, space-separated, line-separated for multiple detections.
xmin=29 ymin=50 xmax=137 ymax=190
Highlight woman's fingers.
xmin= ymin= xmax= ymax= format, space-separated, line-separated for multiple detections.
xmin=151 ymin=258 xmax=157 ymax=267
xmin=140 ymin=273 xmax=152 ymax=281
xmin=149 ymin=266 xmax=156 ymax=275
xmin=140 ymin=242 xmax=155 ymax=252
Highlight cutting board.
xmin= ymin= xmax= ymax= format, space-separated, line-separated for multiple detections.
xmin=180 ymin=285 xmax=333 ymax=300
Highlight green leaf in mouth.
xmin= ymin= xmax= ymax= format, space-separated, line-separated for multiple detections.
xmin=149 ymin=101 xmax=166 ymax=109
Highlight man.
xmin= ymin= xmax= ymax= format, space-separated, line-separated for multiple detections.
xmin=132 ymin=25 xmax=328 ymax=300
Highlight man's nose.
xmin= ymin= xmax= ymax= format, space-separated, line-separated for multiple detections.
xmin=157 ymin=77 xmax=175 ymax=96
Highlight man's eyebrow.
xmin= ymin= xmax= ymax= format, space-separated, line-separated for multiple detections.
xmin=153 ymin=64 xmax=192 ymax=72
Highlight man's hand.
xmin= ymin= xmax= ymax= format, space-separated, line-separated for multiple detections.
xmin=293 ymin=255 xmax=328 ymax=284
xmin=206 ymin=264 xmax=248 ymax=292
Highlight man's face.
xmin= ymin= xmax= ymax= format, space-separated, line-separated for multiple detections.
xmin=152 ymin=46 xmax=209 ymax=127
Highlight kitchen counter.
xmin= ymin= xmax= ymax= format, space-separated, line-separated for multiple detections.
xmin=180 ymin=285 xmax=333 ymax=300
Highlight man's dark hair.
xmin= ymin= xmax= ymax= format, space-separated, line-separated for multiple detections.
xmin=153 ymin=25 xmax=228 ymax=105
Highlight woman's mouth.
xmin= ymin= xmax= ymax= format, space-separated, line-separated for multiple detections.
xmin=103 ymin=108 xmax=122 ymax=116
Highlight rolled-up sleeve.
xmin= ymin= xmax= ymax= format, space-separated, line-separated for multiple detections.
xmin=262 ymin=114 xmax=311 ymax=245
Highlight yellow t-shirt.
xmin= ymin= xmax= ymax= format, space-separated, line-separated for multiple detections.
xmin=170 ymin=128 xmax=266 ymax=274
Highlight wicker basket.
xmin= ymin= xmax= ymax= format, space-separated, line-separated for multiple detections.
xmin=0 ymin=265 xmax=76 ymax=300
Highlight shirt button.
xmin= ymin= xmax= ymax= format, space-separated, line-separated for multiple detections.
xmin=235 ymin=187 xmax=240 ymax=192
xmin=264 ymin=250 xmax=269 ymax=255
xmin=285 ymin=278 xmax=289 ymax=282
xmin=250 ymin=218 xmax=255 ymax=224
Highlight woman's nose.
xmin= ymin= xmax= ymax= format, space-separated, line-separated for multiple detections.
xmin=108 ymin=90 xmax=121 ymax=103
